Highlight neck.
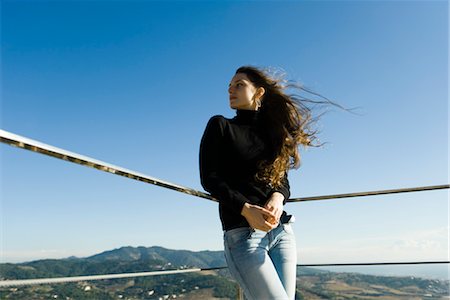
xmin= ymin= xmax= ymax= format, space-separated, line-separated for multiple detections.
xmin=235 ymin=109 xmax=260 ymax=125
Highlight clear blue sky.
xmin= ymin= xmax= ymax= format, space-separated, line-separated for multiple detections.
xmin=1 ymin=0 xmax=448 ymax=278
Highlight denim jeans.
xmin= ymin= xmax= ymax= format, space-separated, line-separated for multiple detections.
xmin=223 ymin=220 xmax=297 ymax=300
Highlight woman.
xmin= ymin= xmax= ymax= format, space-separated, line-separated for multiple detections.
xmin=199 ymin=65 xmax=323 ymax=299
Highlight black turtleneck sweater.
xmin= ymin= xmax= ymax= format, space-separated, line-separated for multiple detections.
xmin=199 ymin=109 xmax=291 ymax=231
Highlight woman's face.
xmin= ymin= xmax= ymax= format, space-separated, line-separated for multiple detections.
xmin=228 ymin=73 xmax=264 ymax=111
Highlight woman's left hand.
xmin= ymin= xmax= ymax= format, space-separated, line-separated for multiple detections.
xmin=264 ymin=192 xmax=284 ymax=225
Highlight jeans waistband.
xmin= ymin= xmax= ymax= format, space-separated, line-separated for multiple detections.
xmin=280 ymin=213 xmax=295 ymax=224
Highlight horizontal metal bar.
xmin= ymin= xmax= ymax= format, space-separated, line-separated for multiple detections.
xmin=205 ymin=260 xmax=450 ymax=270
xmin=289 ymin=185 xmax=450 ymax=202
xmin=0 ymin=268 xmax=202 ymax=287
xmin=0 ymin=129 xmax=216 ymax=202
xmin=298 ymin=261 xmax=450 ymax=267
xmin=1 ymin=129 xmax=448 ymax=203
xmin=1 ymin=261 xmax=448 ymax=287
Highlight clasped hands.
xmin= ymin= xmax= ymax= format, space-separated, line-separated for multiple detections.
xmin=241 ymin=192 xmax=284 ymax=232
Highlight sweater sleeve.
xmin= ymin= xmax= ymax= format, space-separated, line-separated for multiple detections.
xmin=199 ymin=115 xmax=248 ymax=214
xmin=269 ymin=172 xmax=291 ymax=205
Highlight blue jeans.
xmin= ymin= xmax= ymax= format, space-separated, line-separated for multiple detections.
xmin=223 ymin=220 xmax=297 ymax=300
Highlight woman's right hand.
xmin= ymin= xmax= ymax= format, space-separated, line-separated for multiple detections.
xmin=241 ymin=203 xmax=278 ymax=232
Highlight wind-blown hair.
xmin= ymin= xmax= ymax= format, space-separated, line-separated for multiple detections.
xmin=235 ymin=65 xmax=347 ymax=189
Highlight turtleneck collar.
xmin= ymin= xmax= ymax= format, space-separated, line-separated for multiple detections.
xmin=234 ymin=109 xmax=260 ymax=125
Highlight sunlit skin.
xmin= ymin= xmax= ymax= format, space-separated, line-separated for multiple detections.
xmin=228 ymin=73 xmax=285 ymax=232
xmin=228 ymin=73 xmax=264 ymax=111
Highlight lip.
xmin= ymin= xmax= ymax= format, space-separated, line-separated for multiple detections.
xmin=230 ymin=97 xmax=237 ymax=100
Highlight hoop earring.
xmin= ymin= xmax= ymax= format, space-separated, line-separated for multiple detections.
xmin=255 ymin=98 xmax=261 ymax=109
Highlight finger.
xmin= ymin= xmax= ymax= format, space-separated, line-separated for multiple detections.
xmin=275 ymin=210 xmax=282 ymax=221
xmin=266 ymin=213 xmax=277 ymax=222
xmin=256 ymin=217 xmax=276 ymax=231
xmin=270 ymin=217 xmax=279 ymax=225
xmin=256 ymin=205 xmax=274 ymax=214
xmin=277 ymin=212 xmax=283 ymax=221
xmin=265 ymin=205 xmax=274 ymax=211
xmin=260 ymin=224 xmax=272 ymax=232
xmin=267 ymin=218 xmax=276 ymax=225
xmin=263 ymin=214 xmax=272 ymax=222
xmin=264 ymin=215 xmax=276 ymax=225
xmin=264 ymin=220 xmax=277 ymax=229
xmin=274 ymin=206 xmax=283 ymax=217
xmin=263 ymin=205 xmax=273 ymax=213
xmin=258 ymin=207 xmax=276 ymax=218
xmin=269 ymin=208 xmax=280 ymax=222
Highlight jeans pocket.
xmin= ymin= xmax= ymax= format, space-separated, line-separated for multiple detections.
xmin=224 ymin=227 xmax=252 ymax=249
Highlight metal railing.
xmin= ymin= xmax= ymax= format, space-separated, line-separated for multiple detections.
xmin=1 ymin=129 xmax=449 ymax=293
xmin=1 ymin=129 xmax=448 ymax=203
xmin=1 ymin=261 xmax=449 ymax=287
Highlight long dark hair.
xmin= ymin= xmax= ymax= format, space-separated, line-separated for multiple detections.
xmin=235 ymin=65 xmax=350 ymax=188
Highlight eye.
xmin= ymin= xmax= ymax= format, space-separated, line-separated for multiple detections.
xmin=228 ymin=82 xmax=243 ymax=89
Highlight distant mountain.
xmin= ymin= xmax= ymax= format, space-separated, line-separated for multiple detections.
xmin=87 ymin=246 xmax=226 ymax=269
xmin=0 ymin=245 xmax=228 ymax=280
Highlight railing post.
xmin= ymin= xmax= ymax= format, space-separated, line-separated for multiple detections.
xmin=237 ymin=283 xmax=244 ymax=300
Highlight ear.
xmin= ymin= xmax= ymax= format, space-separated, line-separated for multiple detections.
xmin=256 ymin=87 xmax=266 ymax=98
